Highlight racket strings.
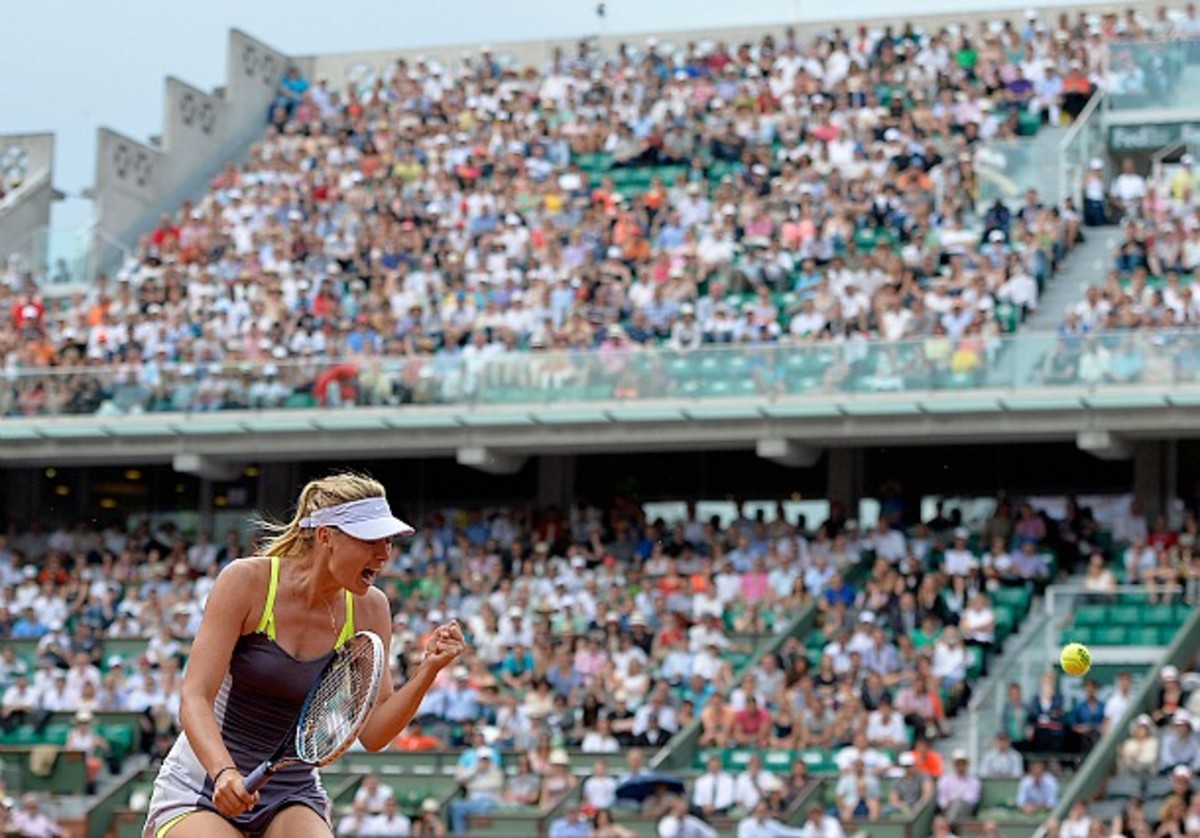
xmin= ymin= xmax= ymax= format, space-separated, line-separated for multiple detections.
xmin=296 ymin=637 xmax=379 ymax=763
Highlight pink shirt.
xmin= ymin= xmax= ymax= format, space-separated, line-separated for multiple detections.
xmin=741 ymin=571 xmax=769 ymax=602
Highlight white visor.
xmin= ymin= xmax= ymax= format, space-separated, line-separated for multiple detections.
xmin=299 ymin=497 xmax=415 ymax=541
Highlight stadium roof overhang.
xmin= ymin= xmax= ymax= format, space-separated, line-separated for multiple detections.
xmin=0 ymin=385 xmax=1196 ymax=472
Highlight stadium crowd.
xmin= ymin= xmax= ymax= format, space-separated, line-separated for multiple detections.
xmin=0 ymin=484 xmax=1170 ymax=835
xmin=6 ymin=1 xmax=1168 ymax=415
xmin=1041 ymin=659 xmax=1200 ymax=837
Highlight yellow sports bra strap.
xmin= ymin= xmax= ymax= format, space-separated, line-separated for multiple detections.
xmin=255 ymin=556 xmax=280 ymax=640
xmin=335 ymin=591 xmax=355 ymax=649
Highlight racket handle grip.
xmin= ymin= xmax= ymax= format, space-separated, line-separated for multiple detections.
xmin=243 ymin=762 xmax=271 ymax=794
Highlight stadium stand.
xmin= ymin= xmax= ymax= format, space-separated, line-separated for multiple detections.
xmin=1 ymin=1 xmax=1120 ymax=417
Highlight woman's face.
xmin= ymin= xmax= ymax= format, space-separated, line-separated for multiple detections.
xmin=321 ymin=526 xmax=390 ymax=596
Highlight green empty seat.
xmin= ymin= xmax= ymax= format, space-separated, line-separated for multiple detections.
xmin=1109 ymin=606 xmax=1141 ymax=625
xmin=1074 ymin=605 xmax=1108 ymax=627
xmin=1092 ymin=626 xmax=1128 ymax=645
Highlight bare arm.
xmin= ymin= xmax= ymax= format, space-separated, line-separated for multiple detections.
xmin=177 ymin=559 xmax=262 ymax=816
xmin=356 ymin=590 xmax=465 ymax=751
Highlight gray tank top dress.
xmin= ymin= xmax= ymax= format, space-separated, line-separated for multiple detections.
xmin=143 ymin=556 xmax=356 ymax=837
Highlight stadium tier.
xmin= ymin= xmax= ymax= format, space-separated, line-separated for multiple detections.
xmin=7 ymin=3 xmax=1200 ymax=838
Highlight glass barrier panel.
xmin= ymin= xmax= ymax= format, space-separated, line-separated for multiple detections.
xmin=0 ymin=332 xmax=1197 ymax=418
xmin=1106 ymin=39 xmax=1200 ymax=111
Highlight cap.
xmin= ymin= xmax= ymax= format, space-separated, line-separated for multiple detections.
xmin=1135 ymin=713 xmax=1154 ymax=728
xmin=550 ymin=749 xmax=570 ymax=766
xmin=454 ymin=666 xmax=469 ymax=679
xmin=954 ymin=527 xmax=970 ymax=540
xmin=759 ymin=773 xmax=784 ymax=792
xmin=988 ymin=230 xmax=1005 ymax=242
xmin=1164 ymin=665 xmax=1181 ymax=680
xmin=422 ymin=799 xmax=440 ymax=813
xmin=299 ymin=497 xmax=414 ymax=541
xmin=508 ymin=606 xmax=523 ymax=619
xmin=951 ymin=748 xmax=969 ymax=762
xmin=74 ymin=710 xmax=93 ymax=723
xmin=1184 ymin=154 xmax=1195 ymax=166
xmin=1089 ymin=158 xmax=1104 ymax=170
xmin=898 ymin=753 xmax=916 ymax=766
xmin=1175 ymin=765 xmax=1193 ymax=778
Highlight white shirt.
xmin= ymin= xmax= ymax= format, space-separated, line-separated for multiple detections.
xmin=738 ymin=817 xmax=808 ymax=838
xmin=692 ymin=771 xmax=737 ymax=810
xmin=943 ymin=548 xmax=977 ymax=576
xmin=866 ymin=710 xmax=909 ymax=747
xmin=363 ymin=813 xmax=411 ymax=836
xmin=659 ymin=814 xmax=719 ymax=838
xmin=798 ymin=815 xmax=845 ymax=838
xmin=583 ymin=775 xmax=618 ymax=810
xmin=835 ymin=746 xmax=893 ymax=773
xmin=354 ymin=784 xmax=395 ymax=814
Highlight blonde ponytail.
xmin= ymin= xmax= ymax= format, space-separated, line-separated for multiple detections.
xmin=257 ymin=472 xmax=387 ymax=558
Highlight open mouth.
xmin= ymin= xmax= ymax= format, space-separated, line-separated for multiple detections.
xmin=361 ymin=566 xmax=381 ymax=585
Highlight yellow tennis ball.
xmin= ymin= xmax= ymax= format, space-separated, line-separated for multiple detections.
xmin=1060 ymin=642 xmax=1092 ymax=677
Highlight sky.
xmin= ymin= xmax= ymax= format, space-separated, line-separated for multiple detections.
xmin=1 ymin=0 xmax=1062 ymax=231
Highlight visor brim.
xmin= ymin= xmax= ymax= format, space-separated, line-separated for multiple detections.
xmin=339 ymin=517 xmax=416 ymax=541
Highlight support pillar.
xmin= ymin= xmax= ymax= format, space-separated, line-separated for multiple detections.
xmin=537 ymin=456 xmax=575 ymax=510
xmin=4 ymin=467 xmax=39 ymax=526
xmin=826 ymin=448 xmax=864 ymax=517
xmin=256 ymin=461 xmax=300 ymax=521
xmin=1133 ymin=441 xmax=1171 ymax=522
xmin=198 ymin=479 xmax=215 ymax=537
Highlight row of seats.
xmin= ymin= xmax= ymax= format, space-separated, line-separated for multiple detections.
xmin=0 ymin=722 xmax=137 ymax=762
xmin=1063 ymin=624 xmax=1182 ymax=647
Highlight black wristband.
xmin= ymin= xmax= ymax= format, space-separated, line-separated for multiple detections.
xmin=213 ymin=765 xmax=238 ymax=784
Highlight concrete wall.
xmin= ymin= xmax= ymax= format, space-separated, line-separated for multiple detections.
xmin=0 ymin=133 xmax=55 ymax=270
xmin=93 ymin=29 xmax=290 ymax=255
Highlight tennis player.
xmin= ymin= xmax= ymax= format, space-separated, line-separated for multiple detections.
xmin=143 ymin=473 xmax=466 ymax=838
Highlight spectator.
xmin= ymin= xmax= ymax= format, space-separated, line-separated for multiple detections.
xmin=1160 ymin=714 xmax=1199 ymax=774
xmin=692 ymin=753 xmax=736 ymax=818
xmin=391 ymin=720 xmax=444 ymax=752
xmin=1059 ymin=799 xmax=1092 ymax=838
xmin=796 ymin=804 xmax=845 ymax=838
xmin=732 ymin=755 xmax=774 ymax=813
xmin=355 ymin=775 xmax=396 ymax=815
xmin=1068 ymin=678 xmax=1105 ymax=753
xmin=1119 ymin=714 xmax=1160 ymax=775
xmin=449 ymin=749 xmax=504 ymax=834
xmin=411 ymin=799 xmax=446 ymax=838
xmin=582 ymin=759 xmax=618 ymax=811
xmin=865 ymin=694 xmax=908 ymax=751
xmin=10 ymin=793 xmax=64 ymax=838
xmin=591 ymin=809 xmax=636 ymax=838
xmin=737 ymin=800 xmax=808 ymax=838
xmin=501 ymin=753 xmax=541 ymax=808
xmin=368 ymin=797 xmax=412 ymax=837
xmin=1015 ymin=760 xmax=1059 ymax=816
xmin=936 ymin=749 xmax=981 ymax=825
xmin=548 ymin=803 xmax=591 ymax=838
xmin=835 ymin=757 xmax=881 ymax=822
xmin=336 ymin=799 xmax=377 ymax=833
xmin=887 ymin=752 xmax=933 ymax=818
xmin=980 ymin=732 xmax=1024 ymax=779
xmin=908 ymin=736 xmax=945 ymax=779
xmin=658 ymin=798 xmax=717 ymax=838
xmin=1026 ymin=671 xmax=1067 ymax=753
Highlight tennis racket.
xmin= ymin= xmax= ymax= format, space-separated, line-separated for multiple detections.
xmin=243 ymin=630 xmax=385 ymax=793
